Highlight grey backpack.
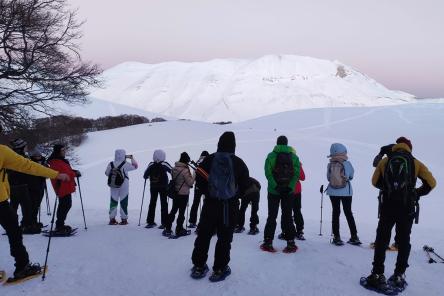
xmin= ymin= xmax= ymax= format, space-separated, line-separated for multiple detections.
xmin=329 ymin=161 xmax=347 ymax=189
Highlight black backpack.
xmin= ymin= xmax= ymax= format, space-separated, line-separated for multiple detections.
xmin=208 ymin=152 xmax=237 ymax=200
xmin=149 ymin=162 xmax=164 ymax=186
xmin=383 ymin=151 xmax=416 ymax=204
xmin=166 ymin=170 xmax=185 ymax=199
xmin=272 ymin=152 xmax=294 ymax=186
xmin=107 ymin=162 xmax=126 ymax=188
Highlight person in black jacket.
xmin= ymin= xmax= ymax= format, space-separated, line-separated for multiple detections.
xmin=143 ymin=149 xmax=172 ymax=229
xmin=7 ymin=139 xmax=34 ymax=234
xmin=27 ymin=148 xmax=48 ymax=233
xmin=188 ymin=151 xmax=210 ymax=228
xmin=190 ymin=132 xmax=249 ymax=282
xmin=235 ymin=177 xmax=261 ymax=235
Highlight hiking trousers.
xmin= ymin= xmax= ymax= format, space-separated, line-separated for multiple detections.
xmin=329 ymin=196 xmax=358 ymax=238
xmin=264 ymin=192 xmax=296 ymax=241
xmin=238 ymin=192 xmax=259 ymax=229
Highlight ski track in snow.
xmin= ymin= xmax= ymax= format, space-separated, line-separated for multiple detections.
xmin=1 ymin=103 xmax=443 ymax=296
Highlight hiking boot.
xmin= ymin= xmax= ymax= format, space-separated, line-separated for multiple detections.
xmin=14 ymin=263 xmax=42 ymax=279
xmin=260 ymin=239 xmax=276 ymax=252
xmin=365 ymin=272 xmax=391 ymax=290
xmin=55 ymin=225 xmax=72 ymax=235
xmin=22 ymin=224 xmax=41 ymax=235
xmin=190 ymin=264 xmax=209 ymax=279
xmin=175 ymin=228 xmax=190 ymax=237
xmin=348 ymin=235 xmax=362 ymax=245
xmin=162 ymin=229 xmax=172 ymax=237
xmin=283 ymin=240 xmax=298 ymax=253
xmin=188 ymin=223 xmax=197 ymax=229
xmin=145 ymin=222 xmax=157 ymax=228
xmin=277 ymin=232 xmax=287 ymax=240
xmin=234 ymin=226 xmax=245 ymax=233
xmin=331 ymin=235 xmax=344 ymax=246
xmin=388 ymin=273 xmax=407 ymax=290
xmin=158 ymin=224 xmax=165 ymax=229
xmin=209 ymin=266 xmax=231 ymax=282
xmin=109 ymin=218 xmax=118 ymax=225
xmin=295 ymin=231 xmax=306 ymax=241
xmin=248 ymin=226 xmax=259 ymax=235
xmin=119 ymin=219 xmax=128 ymax=225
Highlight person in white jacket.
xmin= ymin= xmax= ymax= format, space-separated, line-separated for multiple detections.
xmin=105 ymin=149 xmax=138 ymax=225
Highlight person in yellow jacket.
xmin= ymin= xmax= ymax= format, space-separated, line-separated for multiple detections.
xmin=363 ymin=137 xmax=436 ymax=292
xmin=0 ymin=144 xmax=70 ymax=280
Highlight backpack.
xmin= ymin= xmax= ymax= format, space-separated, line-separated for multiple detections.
xmin=107 ymin=161 xmax=126 ymax=188
xmin=208 ymin=152 xmax=237 ymax=200
xmin=149 ymin=162 xmax=164 ymax=186
xmin=166 ymin=169 xmax=185 ymax=199
xmin=329 ymin=161 xmax=347 ymax=189
xmin=272 ymin=152 xmax=294 ymax=187
xmin=383 ymin=151 xmax=416 ymax=203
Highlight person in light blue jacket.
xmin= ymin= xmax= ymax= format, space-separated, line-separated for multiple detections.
xmin=326 ymin=143 xmax=360 ymax=246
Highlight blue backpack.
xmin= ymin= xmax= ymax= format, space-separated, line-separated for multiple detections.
xmin=208 ymin=152 xmax=237 ymax=200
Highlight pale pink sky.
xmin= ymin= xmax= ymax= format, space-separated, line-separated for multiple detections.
xmin=69 ymin=0 xmax=444 ymax=98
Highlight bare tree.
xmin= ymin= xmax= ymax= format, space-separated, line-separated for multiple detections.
xmin=0 ymin=0 xmax=101 ymax=130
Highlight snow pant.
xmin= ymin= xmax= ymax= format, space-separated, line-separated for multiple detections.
xmin=329 ymin=196 xmax=358 ymax=238
xmin=189 ymin=188 xmax=204 ymax=225
xmin=9 ymin=184 xmax=33 ymax=227
xmin=166 ymin=195 xmax=189 ymax=232
xmin=56 ymin=195 xmax=72 ymax=228
xmin=109 ymin=183 xmax=129 ymax=220
xmin=372 ymin=204 xmax=415 ymax=274
xmin=280 ymin=192 xmax=304 ymax=233
xmin=264 ymin=192 xmax=296 ymax=241
xmin=29 ymin=183 xmax=45 ymax=225
xmin=0 ymin=201 xmax=29 ymax=271
xmin=192 ymin=198 xmax=239 ymax=271
xmin=237 ymin=192 xmax=259 ymax=229
xmin=146 ymin=187 xmax=168 ymax=225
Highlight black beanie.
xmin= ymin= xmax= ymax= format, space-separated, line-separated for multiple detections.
xmin=200 ymin=150 xmax=209 ymax=157
xmin=217 ymin=131 xmax=236 ymax=153
xmin=53 ymin=144 xmax=65 ymax=156
xmin=277 ymin=135 xmax=288 ymax=145
xmin=179 ymin=152 xmax=190 ymax=163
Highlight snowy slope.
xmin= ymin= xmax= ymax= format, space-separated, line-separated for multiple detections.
xmin=91 ymin=55 xmax=415 ymax=122
xmin=2 ymin=102 xmax=443 ymax=296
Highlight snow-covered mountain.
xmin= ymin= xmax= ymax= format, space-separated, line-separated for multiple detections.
xmin=91 ymin=54 xmax=415 ymax=122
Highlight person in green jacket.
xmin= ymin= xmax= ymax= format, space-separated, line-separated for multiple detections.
xmin=261 ymin=136 xmax=300 ymax=253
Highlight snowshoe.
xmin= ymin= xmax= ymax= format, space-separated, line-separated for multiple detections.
xmin=260 ymin=241 xmax=277 ymax=253
xmin=348 ymin=236 xmax=362 ymax=246
xmin=162 ymin=229 xmax=173 ymax=237
xmin=188 ymin=223 xmax=197 ymax=229
xmin=209 ymin=266 xmax=231 ymax=282
xmin=283 ymin=240 xmax=298 ymax=253
xmin=360 ymin=273 xmax=398 ymax=295
xmin=190 ymin=264 xmax=209 ymax=279
xmin=42 ymin=226 xmax=77 ymax=237
xmin=22 ymin=224 xmax=42 ymax=235
xmin=277 ymin=232 xmax=287 ymax=240
xmin=331 ymin=236 xmax=344 ymax=246
xmin=119 ymin=219 xmax=128 ymax=225
xmin=234 ymin=226 xmax=245 ymax=233
xmin=158 ymin=225 xmax=165 ymax=230
xmin=109 ymin=218 xmax=118 ymax=225
xmin=295 ymin=232 xmax=306 ymax=241
xmin=247 ymin=227 xmax=260 ymax=235
xmin=145 ymin=223 xmax=157 ymax=229
xmin=169 ymin=229 xmax=192 ymax=239
xmin=5 ymin=263 xmax=46 ymax=286
xmin=388 ymin=273 xmax=408 ymax=292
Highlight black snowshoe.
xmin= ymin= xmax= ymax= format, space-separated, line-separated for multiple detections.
xmin=347 ymin=236 xmax=362 ymax=246
xmin=190 ymin=264 xmax=209 ymax=279
xmin=247 ymin=226 xmax=259 ymax=235
xmin=42 ymin=226 xmax=77 ymax=237
xmin=295 ymin=232 xmax=306 ymax=241
xmin=209 ymin=266 xmax=231 ymax=282
xmin=387 ymin=273 xmax=408 ymax=293
xmin=188 ymin=223 xmax=197 ymax=229
xmin=169 ymin=229 xmax=192 ymax=239
xmin=145 ymin=223 xmax=157 ymax=229
xmin=331 ymin=236 xmax=344 ymax=246
xmin=162 ymin=229 xmax=173 ymax=237
xmin=360 ymin=273 xmax=398 ymax=295
xmin=234 ymin=226 xmax=245 ymax=233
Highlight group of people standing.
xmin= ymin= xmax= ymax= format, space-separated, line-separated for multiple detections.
xmin=0 ymin=129 xmax=437 ymax=288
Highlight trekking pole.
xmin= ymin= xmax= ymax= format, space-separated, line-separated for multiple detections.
xmin=76 ymin=177 xmax=88 ymax=230
xmin=45 ymin=183 xmax=51 ymax=215
xmin=186 ymin=201 xmax=190 ymax=231
xmin=319 ymin=185 xmax=324 ymax=236
xmin=138 ymin=179 xmax=147 ymax=226
xmin=42 ymin=188 xmax=59 ymax=281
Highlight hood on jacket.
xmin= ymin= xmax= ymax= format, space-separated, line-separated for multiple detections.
xmin=115 ymin=149 xmax=126 ymax=162
xmin=392 ymin=143 xmax=412 ymax=154
xmin=217 ymin=131 xmax=236 ymax=153
xmin=328 ymin=143 xmax=347 ymax=157
xmin=174 ymin=161 xmax=189 ymax=169
xmin=272 ymin=145 xmax=294 ymax=154
xmin=153 ymin=149 xmax=166 ymax=163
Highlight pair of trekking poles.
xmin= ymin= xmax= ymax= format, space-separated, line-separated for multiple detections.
xmin=42 ymin=177 xmax=87 ymax=281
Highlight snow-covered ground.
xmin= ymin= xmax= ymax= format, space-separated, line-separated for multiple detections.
xmin=1 ymin=102 xmax=443 ymax=295
xmin=90 ymin=54 xmax=415 ymax=122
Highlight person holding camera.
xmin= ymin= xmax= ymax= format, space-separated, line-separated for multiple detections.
xmin=105 ymin=149 xmax=138 ymax=225
xmin=261 ymin=136 xmax=300 ymax=253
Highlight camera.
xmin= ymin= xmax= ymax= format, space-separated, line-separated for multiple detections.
xmin=126 ymin=155 xmax=133 ymax=159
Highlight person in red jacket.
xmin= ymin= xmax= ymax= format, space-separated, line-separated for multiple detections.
xmin=278 ymin=163 xmax=306 ymax=240
xmin=47 ymin=144 xmax=80 ymax=234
